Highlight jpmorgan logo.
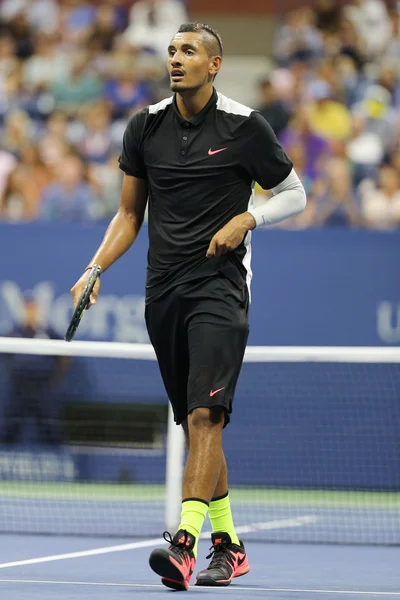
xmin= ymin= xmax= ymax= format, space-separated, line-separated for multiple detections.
xmin=0 ymin=281 xmax=149 ymax=343
xmin=377 ymin=302 xmax=400 ymax=343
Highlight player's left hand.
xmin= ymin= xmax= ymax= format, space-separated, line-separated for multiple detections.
xmin=206 ymin=212 xmax=256 ymax=258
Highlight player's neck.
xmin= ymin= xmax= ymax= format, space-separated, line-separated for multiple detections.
xmin=175 ymin=85 xmax=213 ymax=121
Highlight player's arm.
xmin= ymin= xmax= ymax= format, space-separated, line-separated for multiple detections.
xmin=206 ymin=169 xmax=305 ymax=257
xmin=207 ymin=113 xmax=306 ymax=257
xmin=70 ymin=174 xmax=148 ymax=308
xmin=245 ymin=168 xmax=306 ymax=227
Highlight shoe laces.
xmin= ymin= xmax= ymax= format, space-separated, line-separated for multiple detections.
xmin=163 ymin=531 xmax=191 ymax=556
xmin=206 ymin=541 xmax=234 ymax=569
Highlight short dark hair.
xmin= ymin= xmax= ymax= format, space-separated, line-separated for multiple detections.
xmin=177 ymin=22 xmax=223 ymax=58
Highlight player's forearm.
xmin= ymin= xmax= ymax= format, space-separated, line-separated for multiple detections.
xmin=86 ymin=208 xmax=142 ymax=273
xmin=247 ymin=169 xmax=306 ymax=227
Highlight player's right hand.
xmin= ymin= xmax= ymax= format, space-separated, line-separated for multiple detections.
xmin=70 ymin=272 xmax=101 ymax=310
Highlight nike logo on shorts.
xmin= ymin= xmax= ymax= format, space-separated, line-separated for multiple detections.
xmin=209 ymin=387 xmax=225 ymax=397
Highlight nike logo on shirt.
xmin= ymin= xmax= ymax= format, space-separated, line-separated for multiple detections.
xmin=208 ymin=147 xmax=227 ymax=156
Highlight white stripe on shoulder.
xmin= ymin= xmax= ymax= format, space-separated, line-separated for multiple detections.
xmin=216 ymin=92 xmax=253 ymax=117
xmin=148 ymin=96 xmax=173 ymax=115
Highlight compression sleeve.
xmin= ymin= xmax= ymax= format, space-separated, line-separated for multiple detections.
xmin=247 ymin=168 xmax=306 ymax=227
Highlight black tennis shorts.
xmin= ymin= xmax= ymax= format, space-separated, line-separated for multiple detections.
xmin=145 ymin=275 xmax=249 ymax=427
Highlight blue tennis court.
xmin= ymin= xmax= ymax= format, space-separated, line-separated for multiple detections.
xmin=1 ymin=486 xmax=399 ymax=600
xmin=1 ymin=533 xmax=399 ymax=599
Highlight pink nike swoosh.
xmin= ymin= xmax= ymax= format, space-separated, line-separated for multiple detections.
xmin=209 ymin=387 xmax=225 ymax=397
xmin=208 ymin=147 xmax=227 ymax=156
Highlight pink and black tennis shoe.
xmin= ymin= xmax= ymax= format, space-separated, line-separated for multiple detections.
xmin=195 ymin=531 xmax=250 ymax=586
xmin=149 ymin=529 xmax=196 ymax=591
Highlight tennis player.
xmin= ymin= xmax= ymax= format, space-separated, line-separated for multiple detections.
xmin=70 ymin=22 xmax=306 ymax=591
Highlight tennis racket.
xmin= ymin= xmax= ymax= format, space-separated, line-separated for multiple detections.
xmin=65 ymin=265 xmax=101 ymax=342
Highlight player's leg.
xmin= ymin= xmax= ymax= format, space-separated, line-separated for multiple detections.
xmin=145 ymin=293 xmax=189 ymax=427
xmin=186 ymin=411 xmax=250 ymax=588
xmin=177 ymin=405 xmax=224 ymax=552
xmin=182 ymin=421 xmax=239 ymax=547
xmin=146 ymin=291 xmax=196 ymax=591
xmin=182 ymin=277 xmax=250 ymax=587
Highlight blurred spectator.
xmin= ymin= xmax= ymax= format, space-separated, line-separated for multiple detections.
xmin=0 ymin=291 xmax=67 ymax=446
xmin=307 ymin=80 xmax=352 ymax=141
xmin=124 ymin=0 xmax=188 ymax=57
xmin=314 ymin=0 xmax=343 ymax=34
xmin=105 ymin=62 xmax=155 ymax=119
xmin=280 ymin=105 xmax=330 ymax=181
xmin=346 ymin=113 xmax=383 ymax=185
xmin=256 ymin=78 xmax=291 ymax=137
xmin=79 ymin=102 xmax=115 ymax=164
xmin=336 ymin=17 xmax=366 ymax=69
xmin=0 ymin=143 xmax=52 ymax=220
xmin=274 ymin=7 xmax=324 ymax=66
xmin=286 ymin=140 xmax=314 ymax=197
xmin=0 ymin=166 xmax=29 ymax=220
xmin=353 ymin=84 xmax=399 ymax=153
xmin=268 ymin=68 xmax=297 ymax=107
xmin=377 ymin=65 xmax=400 ymax=109
xmin=0 ymin=34 xmax=19 ymax=79
xmin=5 ymin=12 xmax=34 ymax=59
xmin=390 ymin=148 xmax=400 ymax=175
xmin=38 ymin=111 xmax=70 ymax=168
xmin=1 ymin=110 xmax=33 ymax=155
xmin=333 ymin=54 xmax=367 ymax=107
xmin=315 ymin=158 xmax=360 ymax=227
xmin=23 ymin=33 xmax=71 ymax=93
xmin=359 ymin=165 xmax=400 ymax=230
xmin=52 ymin=52 xmax=103 ymax=114
xmin=384 ymin=9 xmax=400 ymax=66
xmin=88 ymin=4 xmax=120 ymax=53
xmin=0 ymin=35 xmax=23 ymax=120
xmin=40 ymin=154 xmax=99 ymax=221
xmin=89 ymin=153 xmax=123 ymax=219
xmin=0 ymin=146 xmax=17 ymax=201
xmin=59 ymin=0 xmax=97 ymax=46
xmin=0 ymin=0 xmax=59 ymax=34
xmin=344 ymin=0 xmax=391 ymax=59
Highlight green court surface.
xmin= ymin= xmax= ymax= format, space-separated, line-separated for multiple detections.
xmin=1 ymin=482 xmax=398 ymax=509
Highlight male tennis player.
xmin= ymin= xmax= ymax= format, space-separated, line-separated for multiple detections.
xmin=70 ymin=22 xmax=306 ymax=591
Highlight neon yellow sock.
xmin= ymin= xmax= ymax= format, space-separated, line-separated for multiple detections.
xmin=209 ymin=492 xmax=240 ymax=546
xmin=178 ymin=499 xmax=208 ymax=558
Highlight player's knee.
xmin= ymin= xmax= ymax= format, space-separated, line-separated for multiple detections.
xmin=189 ymin=406 xmax=225 ymax=430
xmin=181 ymin=420 xmax=190 ymax=449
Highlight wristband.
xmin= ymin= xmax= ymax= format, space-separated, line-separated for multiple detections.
xmin=84 ymin=264 xmax=101 ymax=276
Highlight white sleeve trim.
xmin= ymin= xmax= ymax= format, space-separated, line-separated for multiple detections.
xmin=247 ymin=168 xmax=307 ymax=227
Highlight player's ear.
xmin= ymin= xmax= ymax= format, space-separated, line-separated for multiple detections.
xmin=209 ymin=56 xmax=221 ymax=80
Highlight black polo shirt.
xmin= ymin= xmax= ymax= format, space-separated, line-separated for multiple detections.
xmin=119 ymin=88 xmax=292 ymax=303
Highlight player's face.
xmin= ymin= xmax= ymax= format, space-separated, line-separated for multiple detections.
xmin=167 ymin=32 xmax=218 ymax=92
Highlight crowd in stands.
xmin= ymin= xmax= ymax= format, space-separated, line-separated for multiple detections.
xmin=0 ymin=0 xmax=399 ymax=229
xmin=0 ymin=0 xmax=186 ymax=221
xmin=257 ymin=0 xmax=400 ymax=229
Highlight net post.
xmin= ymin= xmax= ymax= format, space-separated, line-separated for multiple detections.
xmin=165 ymin=403 xmax=185 ymax=532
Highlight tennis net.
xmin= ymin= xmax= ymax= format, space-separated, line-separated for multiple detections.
xmin=0 ymin=337 xmax=399 ymax=545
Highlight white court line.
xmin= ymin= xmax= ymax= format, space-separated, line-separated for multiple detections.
xmin=0 ymin=580 xmax=399 ymax=595
xmin=233 ymin=515 xmax=317 ymax=535
xmin=0 ymin=515 xmax=317 ymax=570
xmin=0 ymin=538 xmax=164 ymax=570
